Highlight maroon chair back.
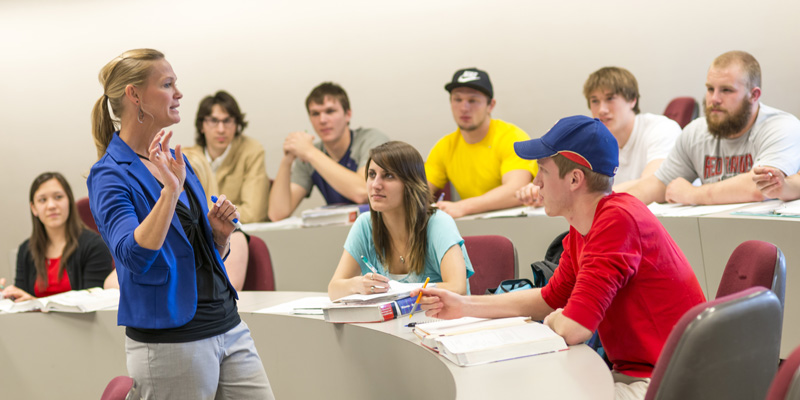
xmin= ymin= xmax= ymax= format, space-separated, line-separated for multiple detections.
xmin=77 ymin=197 xmax=99 ymax=233
xmin=242 ymin=235 xmax=275 ymax=291
xmin=663 ymin=97 xmax=699 ymax=128
xmin=100 ymin=376 xmax=138 ymax=400
xmin=717 ymin=240 xmax=785 ymax=310
xmin=644 ymin=287 xmax=782 ymax=400
xmin=766 ymin=344 xmax=800 ymax=400
xmin=463 ymin=235 xmax=517 ymax=295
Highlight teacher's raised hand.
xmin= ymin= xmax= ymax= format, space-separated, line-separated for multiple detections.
xmin=149 ymin=130 xmax=185 ymax=194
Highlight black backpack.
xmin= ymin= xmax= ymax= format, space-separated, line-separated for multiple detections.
xmin=530 ymin=231 xmax=568 ymax=288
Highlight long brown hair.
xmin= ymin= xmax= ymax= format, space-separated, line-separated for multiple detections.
xmin=366 ymin=141 xmax=434 ymax=275
xmin=28 ymin=172 xmax=85 ymax=288
xmin=91 ymin=49 xmax=165 ymax=158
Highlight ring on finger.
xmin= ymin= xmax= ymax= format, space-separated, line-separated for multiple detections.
xmin=370 ymin=286 xmax=375 ymax=293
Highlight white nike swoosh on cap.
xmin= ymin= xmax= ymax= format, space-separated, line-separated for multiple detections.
xmin=457 ymin=72 xmax=480 ymax=83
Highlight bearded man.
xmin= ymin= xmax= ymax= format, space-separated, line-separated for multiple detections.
xmin=626 ymin=50 xmax=800 ymax=205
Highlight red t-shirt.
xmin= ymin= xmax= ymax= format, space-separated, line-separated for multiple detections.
xmin=541 ymin=192 xmax=705 ymax=378
xmin=33 ymin=257 xmax=72 ymax=297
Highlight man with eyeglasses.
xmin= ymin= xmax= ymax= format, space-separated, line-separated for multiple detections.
xmin=268 ymin=82 xmax=389 ymax=221
xmin=425 ymin=68 xmax=537 ymax=218
xmin=185 ymin=90 xmax=270 ymax=224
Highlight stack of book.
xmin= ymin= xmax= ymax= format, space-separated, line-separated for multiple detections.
xmin=322 ymin=296 xmax=418 ymax=323
xmin=413 ymin=316 xmax=568 ymax=366
xmin=323 ymin=281 xmax=428 ymax=323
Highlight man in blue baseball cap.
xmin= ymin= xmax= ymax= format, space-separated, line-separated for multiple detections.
xmin=413 ymin=115 xmax=705 ymax=400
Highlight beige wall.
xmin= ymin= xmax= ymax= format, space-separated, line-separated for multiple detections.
xmin=1 ymin=0 xmax=799 ymax=279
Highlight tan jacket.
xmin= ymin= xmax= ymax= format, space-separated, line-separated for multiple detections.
xmin=184 ymin=135 xmax=271 ymax=223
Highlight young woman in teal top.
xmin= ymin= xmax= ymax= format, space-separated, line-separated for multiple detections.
xmin=328 ymin=141 xmax=473 ymax=300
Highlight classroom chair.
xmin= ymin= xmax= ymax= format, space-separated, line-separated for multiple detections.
xmin=644 ymin=287 xmax=782 ymax=400
xmin=77 ymin=197 xmax=99 ymax=233
xmin=663 ymin=97 xmax=698 ymax=128
xmin=100 ymin=375 xmax=139 ymax=400
xmin=766 ymin=343 xmax=800 ymax=400
xmin=463 ymin=235 xmax=517 ymax=295
xmin=242 ymin=235 xmax=276 ymax=291
xmin=717 ymin=240 xmax=786 ymax=311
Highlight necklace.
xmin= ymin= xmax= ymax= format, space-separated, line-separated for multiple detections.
xmin=136 ymin=153 xmax=150 ymax=161
xmin=399 ymin=256 xmax=405 ymax=264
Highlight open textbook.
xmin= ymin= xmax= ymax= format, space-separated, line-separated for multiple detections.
xmin=414 ymin=317 xmax=568 ymax=366
xmin=0 ymin=287 xmax=119 ymax=313
xmin=414 ymin=316 xmax=531 ymax=350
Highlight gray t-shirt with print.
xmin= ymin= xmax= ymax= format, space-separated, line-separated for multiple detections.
xmin=655 ymin=103 xmax=800 ymax=185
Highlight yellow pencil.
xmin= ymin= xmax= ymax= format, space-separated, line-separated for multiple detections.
xmin=409 ymin=277 xmax=430 ymax=318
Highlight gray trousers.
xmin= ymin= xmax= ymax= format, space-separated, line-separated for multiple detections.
xmin=126 ymin=321 xmax=274 ymax=400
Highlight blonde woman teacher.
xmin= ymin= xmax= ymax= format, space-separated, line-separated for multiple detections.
xmin=87 ymin=49 xmax=273 ymax=399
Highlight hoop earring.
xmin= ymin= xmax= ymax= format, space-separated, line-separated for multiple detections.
xmin=137 ymin=106 xmax=144 ymax=124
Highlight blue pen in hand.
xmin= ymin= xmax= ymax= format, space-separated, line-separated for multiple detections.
xmin=360 ymin=255 xmax=379 ymax=275
xmin=437 ymin=192 xmax=445 ymax=203
xmin=361 ymin=255 xmax=386 ymax=294
xmin=210 ymin=196 xmax=243 ymax=230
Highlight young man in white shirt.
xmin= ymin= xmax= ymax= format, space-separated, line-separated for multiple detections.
xmin=516 ymin=67 xmax=680 ymax=205
xmin=583 ymin=67 xmax=681 ymax=191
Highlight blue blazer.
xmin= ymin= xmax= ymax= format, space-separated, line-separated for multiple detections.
xmin=88 ymin=133 xmax=236 ymax=329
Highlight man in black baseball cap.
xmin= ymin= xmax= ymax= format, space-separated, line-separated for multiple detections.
xmin=425 ymin=68 xmax=538 ymax=218
xmin=443 ymin=68 xmax=494 ymax=99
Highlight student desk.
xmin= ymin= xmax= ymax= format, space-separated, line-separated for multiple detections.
xmin=0 ymin=291 xmax=614 ymax=399
xmin=240 ymin=292 xmax=613 ymax=400
xmin=248 ymin=210 xmax=799 ymax=358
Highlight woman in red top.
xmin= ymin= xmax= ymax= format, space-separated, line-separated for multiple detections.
xmin=1 ymin=172 xmax=113 ymax=301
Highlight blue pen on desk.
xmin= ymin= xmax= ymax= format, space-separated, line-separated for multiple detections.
xmin=210 ymin=196 xmax=243 ymax=230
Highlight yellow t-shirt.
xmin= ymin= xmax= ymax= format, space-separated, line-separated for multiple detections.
xmin=425 ymin=119 xmax=537 ymax=199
